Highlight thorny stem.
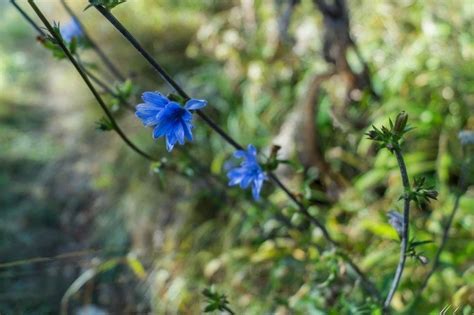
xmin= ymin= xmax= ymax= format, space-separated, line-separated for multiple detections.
xmin=60 ymin=0 xmax=126 ymax=82
xmin=384 ymin=148 xmax=411 ymax=309
xmin=28 ymin=0 xmax=157 ymax=163
xmin=93 ymin=4 xmax=380 ymax=300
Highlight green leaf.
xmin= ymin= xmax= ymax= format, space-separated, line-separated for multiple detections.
xmin=87 ymin=0 xmax=127 ymax=10
xmin=95 ymin=116 xmax=114 ymax=131
xmin=126 ymin=255 xmax=146 ymax=279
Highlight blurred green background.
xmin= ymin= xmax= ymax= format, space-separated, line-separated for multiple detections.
xmin=0 ymin=0 xmax=472 ymax=314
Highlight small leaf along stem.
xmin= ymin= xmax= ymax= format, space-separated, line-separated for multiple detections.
xmin=28 ymin=0 xmax=157 ymax=163
xmin=92 ymin=3 xmax=380 ymax=301
xmin=10 ymin=0 xmax=133 ymax=113
xmin=74 ymin=53 xmax=135 ymax=112
xmin=11 ymin=0 xmax=244 ymax=191
xmin=383 ymin=148 xmax=411 ymax=309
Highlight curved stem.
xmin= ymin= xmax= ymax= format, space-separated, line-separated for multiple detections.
xmin=60 ymin=0 xmax=126 ymax=82
xmin=93 ymin=4 xmax=380 ymax=300
xmin=384 ymin=149 xmax=411 ymax=309
xmin=93 ymin=5 xmax=243 ymax=149
xmin=12 ymin=0 xmax=133 ymax=113
xmin=28 ymin=0 xmax=157 ymax=163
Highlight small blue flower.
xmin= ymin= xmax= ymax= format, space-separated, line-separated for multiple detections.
xmin=60 ymin=18 xmax=83 ymax=43
xmin=135 ymin=92 xmax=207 ymax=151
xmin=227 ymin=144 xmax=268 ymax=200
xmin=387 ymin=210 xmax=403 ymax=239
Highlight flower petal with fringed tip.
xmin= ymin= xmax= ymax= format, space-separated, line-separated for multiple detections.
xmin=135 ymin=92 xmax=207 ymax=151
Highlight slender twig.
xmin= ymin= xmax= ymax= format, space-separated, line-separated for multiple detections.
xmin=75 ymin=54 xmax=134 ymax=112
xmin=92 ymin=5 xmax=243 ymax=150
xmin=28 ymin=0 xmax=156 ymax=163
xmin=60 ymin=0 xmax=126 ymax=82
xmin=384 ymin=149 xmax=411 ymax=309
xmin=92 ymin=4 xmax=380 ymax=300
xmin=13 ymin=0 xmax=233 ymax=190
xmin=11 ymin=0 xmax=45 ymax=36
xmin=11 ymin=1 xmax=133 ymax=112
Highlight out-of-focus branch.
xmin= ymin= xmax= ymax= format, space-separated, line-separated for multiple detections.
xmin=60 ymin=0 xmax=126 ymax=82
xmin=411 ymin=142 xmax=470 ymax=309
xmin=29 ymin=0 xmax=157 ymax=162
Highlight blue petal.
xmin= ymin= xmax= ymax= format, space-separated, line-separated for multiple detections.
xmin=233 ymin=150 xmax=246 ymax=159
xmin=135 ymin=103 xmax=161 ymax=126
xmin=182 ymin=120 xmax=193 ymax=141
xmin=251 ymin=180 xmax=263 ymax=200
xmin=155 ymin=104 xmax=181 ymax=125
xmin=227 ymin=168 xmax=246 ymax=185
xmin=142 ymin=92 xmax=169 ymax=107
xmin=247 ymin=144 xmax=257 ymax=157
xmin=173 ymin=123 xmax=185 ymax=145
xmin=185 ymin=99 xmax=207 ymax=110
xmin=153 ymin=123 xmax=170 ymax=139
xmin=60 ymin=18 xmax=82 ymax=42
xmin=240 ymin=174 xmax=253 ymax=189
xmin=166 ymin=133 xmax=177 ymax=152
xmin=181 ymin=109 xmax=193 ymax=122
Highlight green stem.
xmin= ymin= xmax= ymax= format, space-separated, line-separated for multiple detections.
xmin=384 ymin=148 xmax=411 ymax=309
xmin=60 ymin=0 xmax=126 ymax=82
xmin=409 ymin=155 xmax=468 ymax=310
xmin=92 ymin=3 xmax=380 ymax=300
xmin=28 ymin=0 xmax=157 ymax=162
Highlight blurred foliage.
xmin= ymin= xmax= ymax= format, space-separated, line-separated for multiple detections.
xmin=0 ymin=0 xmax=472 ymax=314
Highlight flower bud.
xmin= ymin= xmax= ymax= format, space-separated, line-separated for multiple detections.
xmin=393 ymin=111 xmax=408 ymax=135
xmin=417 ymin=255 xmax=429 ymax=265
xmin=425 ymin=190 xmax=439 ymax=200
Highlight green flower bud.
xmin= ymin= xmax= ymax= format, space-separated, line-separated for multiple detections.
xmin=393 ymin=111 xmax=408 ymax=135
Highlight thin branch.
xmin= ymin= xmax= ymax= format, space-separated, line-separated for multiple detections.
xmin=92 ymin=5 xmax=244 ymax=150
xmin=10 ymin=0 xmax=45 ymax=36
xmin=60 ymin=0 xmax=126 ymax=82
xmin=28 ymin=0 xmax=157 ymax=163
xmin=14 ymin=0 xmax=235 ymax=191
xmin=420 ymin=195 xmax=461 ymax=284
xmin=416 ymin=154 xmax=468 ymax=297
xmin=384 ymin=148 xmax=411 ymax=309
xmin=11 ymin=1 xmax=133 ymax=112
xmin=75 ymin=54 xmax=135 ymax=112
xmin=92 ymin=4 xmax=380 ymax=300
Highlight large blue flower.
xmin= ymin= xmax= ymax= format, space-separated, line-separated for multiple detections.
xmin=135 ymin=92 xmax=207 ymax=151
xmin=227 ymin=144 xmax=268 ymax=200
xmin=60 ymin=18 xmax=83 ymax=43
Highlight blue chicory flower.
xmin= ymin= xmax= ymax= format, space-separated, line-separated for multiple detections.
xmin=60 ymin=18 xmax=83 ymax=43
xmin=135 ymin=92 xmax=207 ymax=151
xmin=227 ymin=144 xmax=268 ymax=200
xmin=387 ymin=210 xmax=403 ymax=239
